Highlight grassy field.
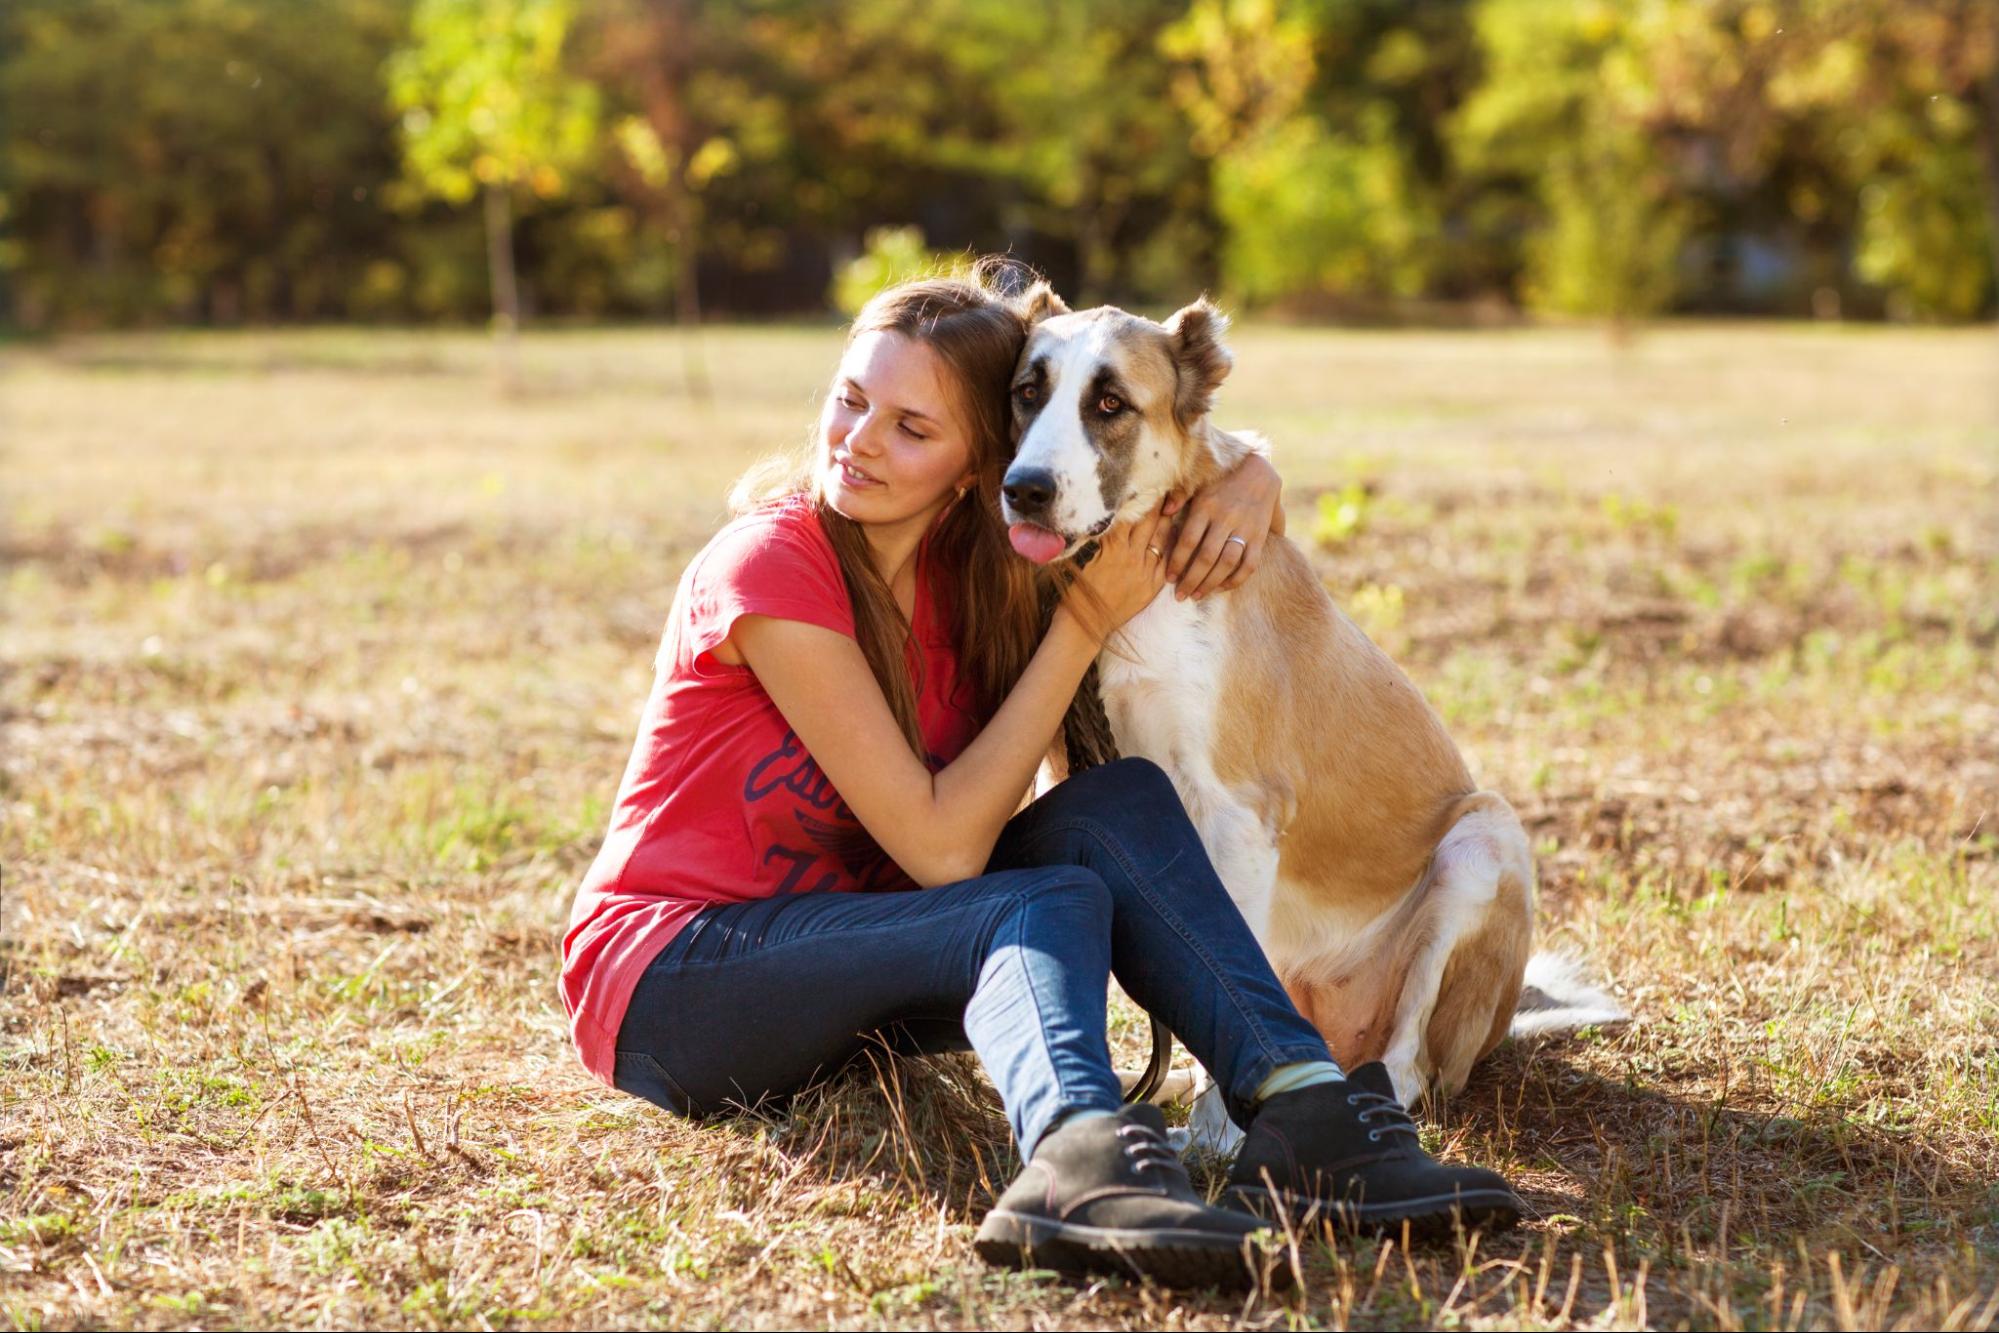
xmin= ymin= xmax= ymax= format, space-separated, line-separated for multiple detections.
xmin=3 ymin=321 xmax=1996 ymax=1330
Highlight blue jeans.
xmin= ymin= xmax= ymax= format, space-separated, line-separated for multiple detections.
xmin=612 ymin=757 xmax=1333 ymax=1155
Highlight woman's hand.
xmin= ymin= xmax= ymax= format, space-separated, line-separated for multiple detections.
xmin=1163 ymin=452 xmax=1285 ymax=601
xmin=1060 ymin=502 xmax=1172 ymax=644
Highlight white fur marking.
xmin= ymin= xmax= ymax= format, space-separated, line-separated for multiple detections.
xmin=1012 ymin=326 xmax=1129 ymax=537
xmin=1377 ymin=806 xmax=1531 ymax=1104
xmin=1511 ymin=952 xmax=1626 ymax=1035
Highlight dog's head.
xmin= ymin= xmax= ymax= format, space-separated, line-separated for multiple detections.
xmin=1001 ymin=284 xmax=1234 ymax=564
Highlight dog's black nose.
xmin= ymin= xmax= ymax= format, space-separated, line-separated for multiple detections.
xmin=1002 ymin=467 xmax=1058 ymax=515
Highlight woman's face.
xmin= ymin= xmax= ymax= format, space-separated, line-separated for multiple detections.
xmin=820 ymin=330 xmax=978 ymax=531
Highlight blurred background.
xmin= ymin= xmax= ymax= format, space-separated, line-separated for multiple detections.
xmin=4 ymin=0 xmax=1996 ymax=334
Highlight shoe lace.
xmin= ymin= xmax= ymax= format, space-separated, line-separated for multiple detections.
xmin=1115 ymin=1122 xmax=1187 ymax=1178
xmin=1347 ymin=1090 xmax=1421 ymax=1143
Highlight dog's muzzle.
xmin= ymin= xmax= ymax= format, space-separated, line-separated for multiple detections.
xmin=1001 ymin=465 xmax=1058 ymax=520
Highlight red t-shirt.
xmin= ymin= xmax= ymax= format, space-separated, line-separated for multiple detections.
xmin=560 ymin=494 xmax=986 ymax=1085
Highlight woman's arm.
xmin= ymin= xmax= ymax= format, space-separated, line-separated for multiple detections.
xmin=728 ymin=511 xmax=1169 ymax=887
xmin=1163 ymin=451 xmax=1285 ymax=601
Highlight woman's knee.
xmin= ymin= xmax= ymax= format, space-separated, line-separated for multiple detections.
xmin=1001 ymin=866 xmax=1113 ymax=931
xmin=1058 ymin=756 xmax=1185 ymax=820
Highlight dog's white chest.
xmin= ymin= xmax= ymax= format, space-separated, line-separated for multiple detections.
xmin=1097 ymin=591 xmax=1222 ymax=766
xmin=1096 ymin=592 xmax=1279 ymax=940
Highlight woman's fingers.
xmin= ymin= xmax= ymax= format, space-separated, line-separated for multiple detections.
xmin=1216 ymin=528 xmax=1265 ymax=593
xmin=1166 ymin=502 xmax=1212 ymax=585
xmin=1143 ymin=506 xmax=1172 ymax=580
xmin=1177 ymin=519 xmax=1246 ymax=601
xmin=1070 ymin=502 xmax=1174 ymax=635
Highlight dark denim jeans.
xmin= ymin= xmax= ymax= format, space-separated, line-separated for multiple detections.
xmin=613 ymin=757 xmax=1332 ymax=1155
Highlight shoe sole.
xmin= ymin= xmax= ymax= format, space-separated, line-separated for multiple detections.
xmin=974 ymin=1209 xmax=1287 ymax=1290
xmin=1224 ymin=1184 xmax=1524 ymax=1242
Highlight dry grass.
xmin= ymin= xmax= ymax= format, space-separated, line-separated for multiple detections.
xmin=3 ymin=320 xmax=1997 ymax=1330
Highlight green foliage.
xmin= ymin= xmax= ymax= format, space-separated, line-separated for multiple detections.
xmin=385 ymin=0 xmax=599 ymax=206
xmin=1454 ymin=0 xmax=1693 ymax=321
xmin=804 ymin=0 xmax=1206 ymax=303
xmin=1825 ymin=61 xmax=1997 ymax=320
xmin=1312 ymin=482 xmax=1373 ymax=547
xmin=1529 ymin=119 xmax=1693 ymax=320
xmin=0 ymin=0 xmax=412 ymax=327
xmin=1600 ymin=492 xmax=1679 ymax=540
xmin=830 ymin=227 xmax=966 ymax=316
xmin=1855 ymin=146 xmax=1993 ymax=320
xmin=1168 ymin=0 xmax=1456 ymax=307
xmin=1215 ymin=107 xmax=1438 ymax=303
xmin=1 ymin=0 xmax=1994 ymax=326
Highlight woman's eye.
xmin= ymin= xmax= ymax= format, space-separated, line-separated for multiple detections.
xmin=899 ymin=422 xmax=926 ymax=439
xmin=840 ymin=394 xmax=864 ymax=411
xmin=1098 ymin=394 xmax=1123 ymax=415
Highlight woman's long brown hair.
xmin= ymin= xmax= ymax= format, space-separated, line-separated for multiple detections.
xmin=729 ymin=262 xmax=1057 ymax=762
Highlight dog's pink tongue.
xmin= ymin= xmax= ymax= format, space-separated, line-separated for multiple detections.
xmin=1008 ymin=523 xmax=1066 ymax=564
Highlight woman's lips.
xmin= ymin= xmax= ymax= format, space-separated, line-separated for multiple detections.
xmin=834 ymin=457 xmax=881 ymax=488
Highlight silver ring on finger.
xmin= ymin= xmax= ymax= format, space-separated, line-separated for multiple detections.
xmin=1224 ymin=534 xmax=1248 ymax=555
xmin=1146 ymin=545 xmax=1163 ymax=558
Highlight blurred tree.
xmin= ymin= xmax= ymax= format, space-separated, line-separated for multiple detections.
xmin=1763 ymin=0 xmax=1997 ymax=319
xmin=586 ymin=0 xmax=709 ymax=348
xmin=778 ymin=0 xmax=1210 ymax=305
xmin=386 ymin=0 xmax=599 ymax=375
xmin=581 ymin=0 xmax=789 ymax=394
xmin=945 ymin=0 xmax=1210 ymax=304
xmin=0 ymin=0 xmax=410 ymax=328
xmin=1454 ymin=0 xmax=1995 ymax=324
xmin=830 ymin=225 xmax=966 ymax=315
xmin=1165 ymin=0 xmax=1456 ymax=308
xmin=1454 ymin=0 xmax=1695 ymax=327
xmin=4 ymin=0 xmax=1993 ymax=327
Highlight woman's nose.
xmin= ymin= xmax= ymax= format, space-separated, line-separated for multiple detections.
xmin=846 ymin=410 xmax=884 ymax=455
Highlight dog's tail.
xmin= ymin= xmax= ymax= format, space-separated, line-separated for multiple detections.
xmin=1509 ymin=950 xmax=1626 ymax=1037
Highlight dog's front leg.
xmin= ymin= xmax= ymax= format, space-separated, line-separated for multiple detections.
xmin=1181 ymin=1069 xmax=1247 ymax=1160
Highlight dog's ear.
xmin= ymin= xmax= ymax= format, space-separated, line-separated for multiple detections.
xmin=1018 ymin=281 xmax=1071 ymax=326
xmin=1165 ymin=297 xmax=1232 ymax=423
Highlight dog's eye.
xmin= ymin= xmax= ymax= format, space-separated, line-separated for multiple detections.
xmin=1016 ymin=383 xmax=1039 ymax=404
xmin=1097 ymin=394 xmax=1123 ymax=415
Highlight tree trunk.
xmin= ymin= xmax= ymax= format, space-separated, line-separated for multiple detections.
xmin=484 ymin=182 xmax=522 ymax=392
xmin=645 ymin=0 xmax=709 ymax=403
xmin=667 ymin=173 xmax=710 ymax=402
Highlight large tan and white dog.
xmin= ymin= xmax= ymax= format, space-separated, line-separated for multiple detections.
xmin=1001 ymin=286 xmax=1619 ymax=1152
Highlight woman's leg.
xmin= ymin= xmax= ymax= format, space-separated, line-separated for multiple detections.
xmin=616 ymin=863 xmax=1281 ymax=1286
xmin=612 ymin=865 xmax=1126 ymax=1155
xmin=986 ymin=757 xmax=1335 ymax=1130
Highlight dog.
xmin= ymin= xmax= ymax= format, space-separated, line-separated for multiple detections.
xmin=1000 ymin=285 xmax=1620 ymax=1153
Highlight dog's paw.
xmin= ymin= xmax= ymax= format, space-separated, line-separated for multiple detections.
xmin=1183 ymin=1083 xmax=1247 ymax=1162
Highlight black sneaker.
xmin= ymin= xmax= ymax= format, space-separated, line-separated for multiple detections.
xmin=1224 ymin=1063 xmax=1523 ymax=1239
xmin=975 ymin=1104 xmax=1280 ymax=1289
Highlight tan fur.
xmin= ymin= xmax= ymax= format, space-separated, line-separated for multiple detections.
xmin=1207 ymin=473 xmax=1531 ymax=1105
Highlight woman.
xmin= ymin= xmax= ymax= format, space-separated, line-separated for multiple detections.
xmin=561 ymin=267 xmax=1522 ymax=1287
